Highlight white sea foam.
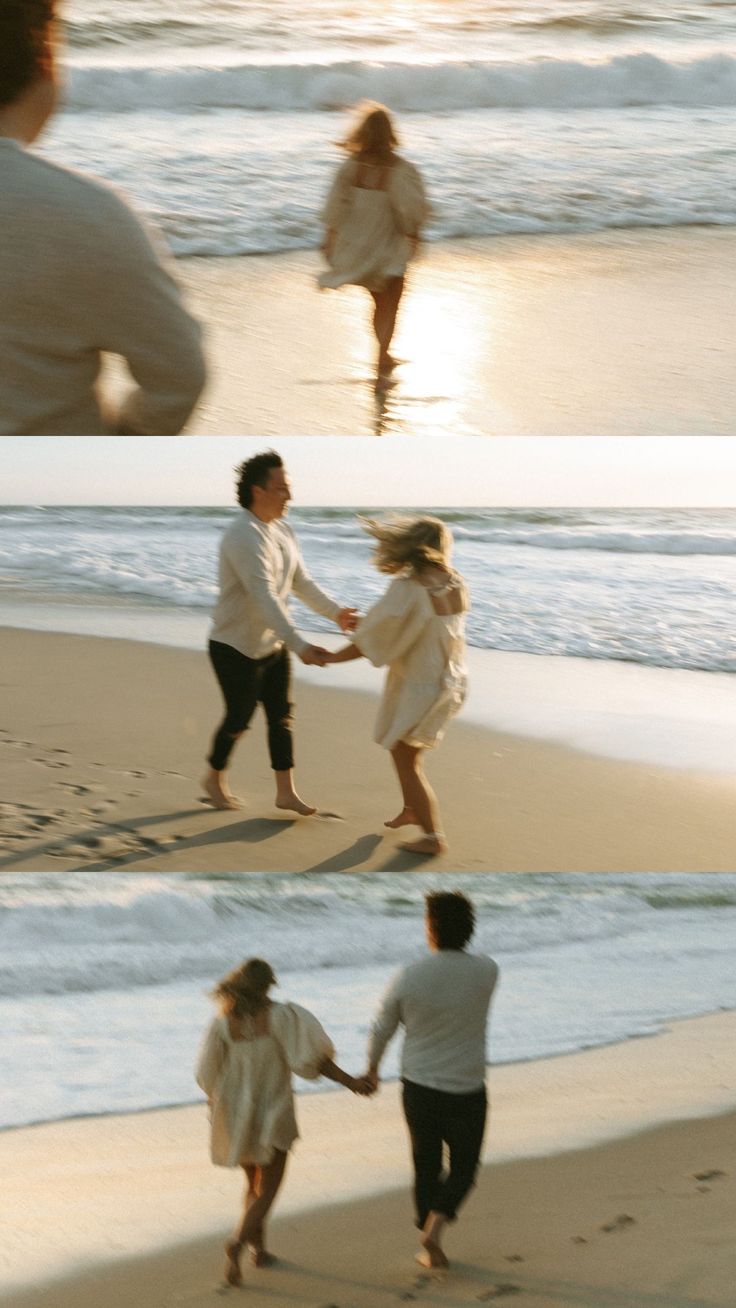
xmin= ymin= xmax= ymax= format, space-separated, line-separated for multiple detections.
xmin=2 ymin=873 xmax=736 ymax=1129
xmin=41 ymin=0 xmax=736 ymax=250
xmin=64 ymin=52 xmax=736 ymax=114
xmin=2 ymin=508 xmax=735 ymax=673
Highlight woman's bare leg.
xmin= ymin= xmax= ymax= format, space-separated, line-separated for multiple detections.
xmin=242 ymin=1165 xmax=275 ymax=1267
xmin=225 ymin=1152 xmax=288 ymax=1284
xmin=389 ymin=742 xmax=446 ymax=854
xmin=369 ymin=277 xmax=405 ymax=376
xmin=387 ymin=746 xmax=418 ymax=828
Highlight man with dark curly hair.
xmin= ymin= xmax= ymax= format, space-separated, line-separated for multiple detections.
xmin=0 ymin=1 xmax=206 ymax=434
xmin=203 ymin=451 xmax=358 ymax=815
xmin=365 ymin=891 xmax=498 ymax=1270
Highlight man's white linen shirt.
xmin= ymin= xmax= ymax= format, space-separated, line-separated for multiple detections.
xmin=210 ymin=510 xmax=341 ymax=660
xmin=0 ymin=138 xmax=206 ymax=435
xmin=368 ymin=951 xmax=498 ymax=1094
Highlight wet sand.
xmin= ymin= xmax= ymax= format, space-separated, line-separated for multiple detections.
xmin=5 ymin=1011 xmax=736 ymax=1306
xmin=2 ymin=627 xmax=736 ymax=872
xmin=160 ymin=227 xmax=736 ymax=436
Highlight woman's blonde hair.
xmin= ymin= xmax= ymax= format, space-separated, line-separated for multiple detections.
xmin=360 ymin=514 xmax=452 ymax=575
xmin=340 ymin=101 xmax=399 ymax=163
xmin=212 ymin=958 xmax=276 ymax=1020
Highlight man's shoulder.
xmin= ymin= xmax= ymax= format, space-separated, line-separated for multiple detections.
xmin=7 ymin=148 xmax=145 ymax=231
xmin=430 ymin=951 xmax=498 ymax=979
xmin=223 ymin=510 xmax=259 ymax=544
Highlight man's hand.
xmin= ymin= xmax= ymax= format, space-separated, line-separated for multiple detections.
xmin=361 ymin=1069 xmax=380 ymax=1094
xmin=299 ymin=644 xmax=330 ymax=666
xmin=336 ymin=607 xmax=359 ymax=633
xmin=350 ymin=1076 xmax=377 ymax=1097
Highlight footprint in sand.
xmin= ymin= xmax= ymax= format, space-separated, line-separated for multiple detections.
xmin=59 ymin=782 xmax=102 ymax=796
xmin=694 ymin=1169 xmax=726 ymax=1182
xmin=600 ymin=1214 xmax=636 ymax=1233
xmin=476 ymin=1286 xmax=522 ymax=1301
xmin=34 ymin=757 xmax=70 ymax=768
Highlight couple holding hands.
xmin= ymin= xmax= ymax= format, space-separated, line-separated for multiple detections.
xmin=202 ymin=451 xmax=469 ymax=856
xmin=197 ymin=891 xmax=498 ymax=1286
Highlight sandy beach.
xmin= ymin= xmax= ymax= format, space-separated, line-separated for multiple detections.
xmin=4 ymin=1010 xmax=736 ymax=1306
xmin=2 ymin=626 xmax=736 ymax=873
xmin=146 ymin=227 xmax=736 ymax=438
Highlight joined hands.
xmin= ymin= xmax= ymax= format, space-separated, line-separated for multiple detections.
xmin=299 ymin=644 xmax=331 ymax=666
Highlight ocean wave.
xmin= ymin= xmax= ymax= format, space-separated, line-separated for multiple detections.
xmin=65 ymin=51 xmax=736 ymax=114
xmin=3 ymin=876 xmax=727 ymax=1000
xmin=0 ymin=878 xmax=716 ymax=999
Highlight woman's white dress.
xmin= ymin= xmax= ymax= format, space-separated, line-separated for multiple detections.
xmin=354 ymin=574 xmax=468 ymax=750
xmin=318 ymin=157 xmax=428 ymax=292
xmin=195 ymin=1002 xmax=334 ymax=1167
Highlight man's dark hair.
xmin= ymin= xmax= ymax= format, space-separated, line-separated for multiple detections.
xmin=235 ymin=450 xmax=284 ymax=509
xmin=0 ymin=1 xmax=55 ymax=109
xmin=425 ymin=891 xmax=475 ymax=950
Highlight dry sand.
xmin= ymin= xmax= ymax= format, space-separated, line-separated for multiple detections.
xmin=156 ymin=227 xmax=736 ymax=437
xmin=2 ymin=626 xmax=736 ymax=872
xmin=4 ymin=1012 xmax=736 ymax=1307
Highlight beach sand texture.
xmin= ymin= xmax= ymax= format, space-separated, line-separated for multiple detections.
xmin=2 ymin=627 xmax=736 ymax=873
xmin=142 ymin=229 xmax=736 ymax=437
xmin=5 ymin=1011 xmax=736 ymax=1306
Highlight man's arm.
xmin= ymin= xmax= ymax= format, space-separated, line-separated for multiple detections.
xmin=87 ymin=189 xmax=207 ymax=434
xmin=291 ymin=552 xmax=356 ymax=628
xmin=364 ymin=970 xmax=404 ymax=1089
xmin=226 ymin=531 xmax=327 ymax=661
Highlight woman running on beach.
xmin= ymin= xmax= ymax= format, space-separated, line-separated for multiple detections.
xmin=196 ymin=958 xmax=370 ymax=1287
xmin=318 ymin=102 xmax=428 ymax=385
xmin=324 ymin=516 xmax=468 ymax=857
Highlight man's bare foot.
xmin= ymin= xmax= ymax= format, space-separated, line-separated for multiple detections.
xmin=201 ymin=772 xmax=243 ymax=811
xmin=416 ymin=1242 xmax=449 ymax=1270
xmin=249 ymin=1248 xmax=276 ymax=1268
xmin=385 ymin=806 xmax=418 ymax=829
xmin=398 ymin=835 xmax=447 ymax=856
xmin=224 ymin=1239 xmax=243 ymax=1286
xmin=275 ymin=793 xmax=317 ymax=816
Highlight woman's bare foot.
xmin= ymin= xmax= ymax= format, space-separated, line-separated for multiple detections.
xmin=415 ymin=1242 xmax=449 ymax=1270
xmin=398 ymin=835 xmax=447 ymax=856
xmin=224 ymin=1239 xmax=243 ymax=1286
xmin=275 ymin=792 xmax=317 ymax=816
xmin=202 ymin=771 xmax=243 ymax=811
xmin=384 ymin=806 xmax=418 ymax=829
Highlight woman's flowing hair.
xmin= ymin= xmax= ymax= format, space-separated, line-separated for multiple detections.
xmin=360 ymin=514 xmax=452 ymax=575
xmin=339 ymin=101 xmax=399 ymax=163
xmin=212 ymin=958 xmax=276 ymax=1020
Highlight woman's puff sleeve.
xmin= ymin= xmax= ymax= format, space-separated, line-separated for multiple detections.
xmin=389 ymin=161 xmax=429 ymax=236
xmin=322 ymin=160 xmax=355 ymax=229
xmin=272 ymin=1003 xmax=335 ymax=1080
xmin=353 ymin=578 xmax=428 ymax=667
xmin=195 ymin=1017 xmax=227 ymax=1097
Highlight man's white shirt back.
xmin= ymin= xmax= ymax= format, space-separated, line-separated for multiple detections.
xmin=210 ymin=510 xmax=340 ymax=660
xmin=368 ymin=951 xmax=498 ymax=1095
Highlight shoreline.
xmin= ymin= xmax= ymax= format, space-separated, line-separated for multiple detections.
xmin=5 ymin=1010 xmax=736 ymax=1304
xmin=3 ymin=1000 xmax=733 ymax=1139
xmin=3 ymin=602 xmax=736 ymax=777
xmin=2 ymin=626 xmax=736 ymax=871
xmin=145 ymin=225 xmax=736 ymax=436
